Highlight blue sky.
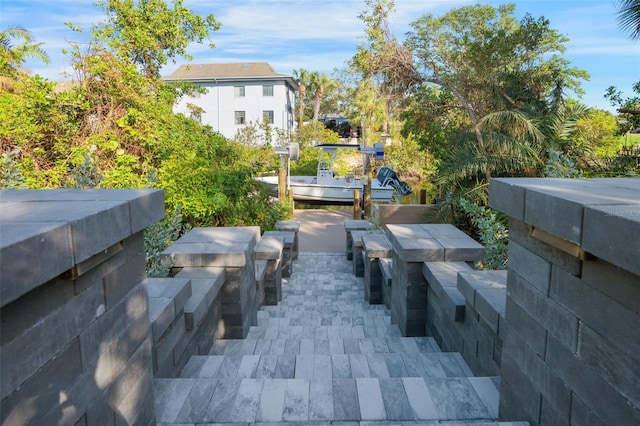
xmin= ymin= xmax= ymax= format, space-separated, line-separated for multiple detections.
xmin=2 ymin=0 xmax=638 ymax=112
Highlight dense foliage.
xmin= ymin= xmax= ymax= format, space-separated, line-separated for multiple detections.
xmin=2 ymin=0 xmax=638 ymax=274
xmin=1 ymin=1 xmax=286 ymax=238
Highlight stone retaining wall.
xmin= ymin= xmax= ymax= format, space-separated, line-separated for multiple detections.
xmin=0 ymin=189 xmax=164 ymax=426
xmin=490 ymin=177 xmax=640 ymax=425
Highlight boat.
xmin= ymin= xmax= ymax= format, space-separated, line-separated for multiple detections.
xmin=255 ymin=143 xmax=412 ymax=205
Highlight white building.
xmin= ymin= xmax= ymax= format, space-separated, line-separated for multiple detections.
xmin=164 ymin=62 xmax=298 ymax=140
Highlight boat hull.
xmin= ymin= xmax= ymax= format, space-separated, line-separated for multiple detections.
xmin=255 ymin=176 xmax=394 ymax=205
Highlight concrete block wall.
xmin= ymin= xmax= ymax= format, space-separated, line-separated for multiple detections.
xmin=490 ymin=177 xmax=640 ymax=425
xmin=422 ymin=262 xmax=472 ymax=354
xmin=0 ymin=189 xmax=164 ymax=426
xmin=386 ymin=224 xmax=484 ymax=337
xmin=456 ymin=270 xmax=507 ymax=377
xmin=162 ymin=226 xmax=261 ymax=340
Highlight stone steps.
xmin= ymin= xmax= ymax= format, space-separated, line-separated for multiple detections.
xmin=154 ymin=252 xmax=525 ymax=425
xmin=210 ymin=334 xmax=441 ymax=354
xmin=179 ymin=352 xmax=474 ymax=380
xmin=154 ymin=376 xmax=500 ymax=424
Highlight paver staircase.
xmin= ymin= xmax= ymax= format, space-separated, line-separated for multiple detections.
xmin=154 ymin=253 xmax=526 ymax=425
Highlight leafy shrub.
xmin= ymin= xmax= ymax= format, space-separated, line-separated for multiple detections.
xmin=1 ymin=149 xmax=27 ymax=189
xmin=458 ymin=198 xmax=509 ymax=270
xmin=144 ymin=204 xmax=191 ymax=277
xmin=544 ymin=148 xmax=582 ymax=178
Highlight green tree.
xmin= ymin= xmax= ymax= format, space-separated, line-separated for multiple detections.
xmin=615 ymin=0 xmax=640 ymax=40
xmin=352 ymin=0 xmax=410 ymax=135
xmin=605 ymin=81 xmax=640 ymax=134
xmin=309 ymin=72 xmax=339 ymax=121
xmin=406 ymin=4 xmax=587 ymax=172
xmin=0 ymin=27 xmax=50 ymax=68
xmin=0 ymin=27 xmax=50 ymax=91
xmin=90 ymin=0 xmax=221 ymax=77
xmin=293 ymin=68 xmax=311 ymax=128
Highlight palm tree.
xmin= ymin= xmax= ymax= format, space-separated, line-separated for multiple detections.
xmin=293 ymin=68 xmax=310 ymax=130
xmin=309 ymin=72 xmax=338 ymax=121
xmin=0 ymin=27 xmax=50 ymax=68
xmin=615 ymin=0 xmax=640 ymax=40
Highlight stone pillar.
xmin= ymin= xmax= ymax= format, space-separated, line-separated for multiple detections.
xmin=344 ymin=219 xmax=371 ymax=260
xmin=386 ymin=223 xmax=484 ymax=337
xmin=262 ymin=230 xmax=295 ymax=277
xmin=162 ymin=226 xmax=261 ymax=339
xmin=351 ymin=230 xmax=372 ymax=277
xmin=275 ymin=220 xmax=300 ymax=260
xmin=362 ymin=233 xmax=393 ymax=304
xmin=255 ymin=235 xmax=284 ymax=305
xmin=490 ymin=177 xmax=640 ymax=426
xmin=0 ymin=189 xmax=164 ymax=426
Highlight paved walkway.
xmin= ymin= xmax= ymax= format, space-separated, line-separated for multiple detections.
xmin=154 ymin=211 xmax=524 ymax=425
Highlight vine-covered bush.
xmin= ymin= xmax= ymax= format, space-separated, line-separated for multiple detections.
xmin=145 ymin=204 xmax=191 ymax=277
xmin=458 ymin=198 xmax=509 ymax=270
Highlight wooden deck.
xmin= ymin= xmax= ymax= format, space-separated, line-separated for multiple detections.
xmin=293 ymin=208 xmax=353 ymax=253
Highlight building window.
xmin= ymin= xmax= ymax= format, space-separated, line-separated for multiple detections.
xmin=235 ymin=111 xmax=246 ymax=125
xmin=263 ymin=85 xmax=274 ymax=96
xmin=263 ymin=110 xmax=274 ymax=124
xmin=234 ymin=86 xmax=245 ymax=97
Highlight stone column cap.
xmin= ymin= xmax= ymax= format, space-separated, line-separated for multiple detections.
xmin=489 ymin=177 xmax=640 ymax=275
xmin=0 ymin=189 xmax=164 ymax=307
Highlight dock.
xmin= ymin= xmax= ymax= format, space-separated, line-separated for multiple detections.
xmin=293 ymin=208 xmax=353 ymax=252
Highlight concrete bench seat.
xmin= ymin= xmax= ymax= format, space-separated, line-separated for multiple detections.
xmin=457 ymin=270 xmax=507 ymax=334
xmin=274 ymin=220 xmax=300 ymax=260
xmin=352 ymin=230 xmax=381 ymax=277
xmin=255 ymin=234 xmax=284 ymax=305
xmin=422 ymin=261 xmax=473 ymax=323
xmin=362 ymin=233 xmax=393 ymax=305
xmin=455 ymin=270 xmax=507 ymax=377
xmin=148 ymin=277 xmax=192 ymax=344
xmin=422 ymin=261 xmax=473 ymax=350
xmin=262 ymin=230 xmax=294 ymax=277
xmin=344 ymin=219 xmax=372 ymax=260
xmin=379 ymin=258 xmax=393 ymax=287
xmin=175 ymin=267 xmax=225 ymax=330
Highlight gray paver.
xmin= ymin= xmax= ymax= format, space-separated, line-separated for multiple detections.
xmin=153 ymin=249 xmax=505 ymax=424
xmin=356 ymin=378 xmax=386 ymax=420
xmin=282 ymin=379 xmax=310 ymax=421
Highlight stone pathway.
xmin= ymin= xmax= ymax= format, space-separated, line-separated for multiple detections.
xmin=154 ymin=253 xmax=526 ymax=425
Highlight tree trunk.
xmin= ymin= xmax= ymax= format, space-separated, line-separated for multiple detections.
xmin=298 ymin=85 xmax=305 ymax=130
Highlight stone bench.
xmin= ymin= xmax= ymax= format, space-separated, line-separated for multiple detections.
xmin=274 ymin=220 xmax=300 ymax=260
xmin=352 ymin=230 xmax=382 ymax=277
xmin=148 ymin=276 xmax=198 ymax=378
xmin=175 ymin=267 xmax=225 ymax=331
xmin=362 ymin=233 xmax=393 ymax=305
xmin=344 ymin=219 xmax=371 ymax=260
xmin=423 ymin=261 xmax=472 ymax=325
xmin=456 ymin=270 xmax=507 ymax=376
xmin=148 ymin=277 xmax=192 ymax=346
xmin=255 ymin=234 xmax=284 ymax=305
xmin=262 ymin=230 xmax=294 ymax=277
xmin=379 ymin=258 xmax=393 ymax=284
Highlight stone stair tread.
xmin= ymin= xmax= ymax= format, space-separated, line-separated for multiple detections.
xmin=204 ymin=336 xmax=440 ymax=356
xmin=154 ymin=376 xmax=500 ymax=424
xmin=179 ymin=352 xmax=475 ymax=380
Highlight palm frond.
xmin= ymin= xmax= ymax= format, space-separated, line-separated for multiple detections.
xmin=615 ymin=0 xmax=640 ymax=40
